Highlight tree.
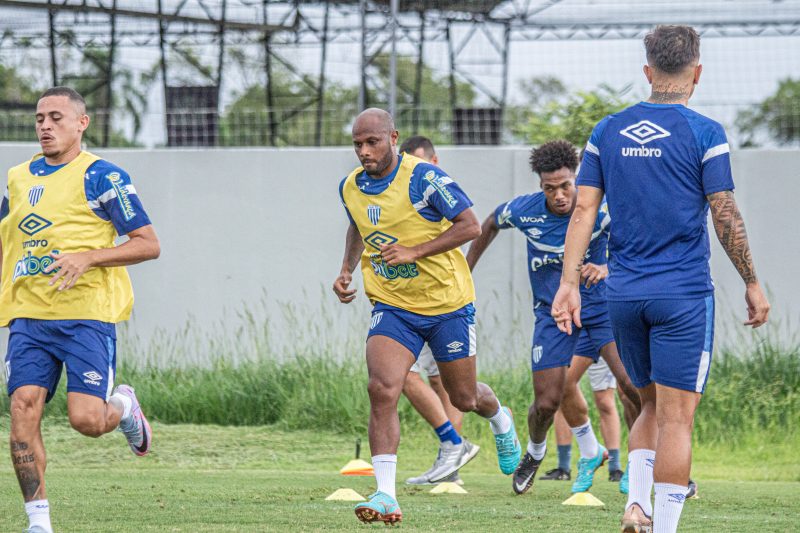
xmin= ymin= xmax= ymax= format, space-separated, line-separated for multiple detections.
xmin=736 ymin=78 xmax=800 ymax=147
xmin=0 ymin=64 xmax=42 ymax=142
xmin=510 ymin=78 xmax=632 ymax=148
xmin=220 ymin=54 xmax=477 ymax=146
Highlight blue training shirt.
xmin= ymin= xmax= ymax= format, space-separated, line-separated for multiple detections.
xmin=0 ymin=157 xmax=151 ymax=235
xmin=338 ymin=154 xmax=473 ymax=223
xmin=494 ymin=191 xmax=611 ymax=309
xmin=577 ymin=102 xmax=734 ymax=301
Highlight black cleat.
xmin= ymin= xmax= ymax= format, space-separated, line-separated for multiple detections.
xmin=686 ymin=479 xmax=699 ymax=499
xmin=540 ymin=467 xmax=571 ymax=481
xmin=609 ymin=469 xmax=624 ymax=482
xmin=512 ymin=452 xmax=543 ymax=494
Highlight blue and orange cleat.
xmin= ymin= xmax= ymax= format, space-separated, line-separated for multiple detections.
xmin=571 ymin=444 xmax=607 ymax=493
xmin=354 ymin=491 xmax=402 ymax=525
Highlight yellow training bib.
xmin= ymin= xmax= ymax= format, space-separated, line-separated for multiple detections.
xmin=341 ymin=154 xmax=475 ymax=315
xmin=0 ymin=151 xmax=134 ymax=326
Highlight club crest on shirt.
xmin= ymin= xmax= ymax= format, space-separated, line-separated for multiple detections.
xmin=28 ymin=185 xmax=44 ymax=207
xmin=367 ymin=204 xmax=381 ymax=225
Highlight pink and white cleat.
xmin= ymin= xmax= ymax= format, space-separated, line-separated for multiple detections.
xmin=114 ymin=385 xmax=152 ymax=456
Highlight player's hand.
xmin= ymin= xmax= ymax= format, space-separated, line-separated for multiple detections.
xmin=333 ymin=270 xmax=357 ymax=303
xmin=744 ymin=282 xmax=770 ymax=328
xmin=551 ymin=282 xmax=582 ymax=335
xmin=44 ymin=251 xmax=95 ymax=291
xmin=580 ymin=263 xmax=608 ymax=288
xmin=380 ymin=243 xmax=419 ymax=266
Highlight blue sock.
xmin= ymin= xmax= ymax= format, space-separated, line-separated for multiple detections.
xmin=557 ymin=444 xmax=572 ymax=472
xmin=608 ymin=448 xmax=621 ymax=472
xmin=434 ymin=421 xmax=462 ymax=445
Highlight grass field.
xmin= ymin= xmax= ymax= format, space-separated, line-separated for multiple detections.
xmin=0 ymin=420 xmax=797 ymax=532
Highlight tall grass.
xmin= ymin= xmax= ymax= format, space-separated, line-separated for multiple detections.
xmin=1 ymin=340 xmax=796 ymax=446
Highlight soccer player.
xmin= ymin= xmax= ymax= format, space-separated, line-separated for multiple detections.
xmin=467 ymin=139 xmax=640 ymax=496
xmin=397 ymin=136 xmax=478 ymax=487
xmin=551 ymin=26 xmax=770 ymax=533
xmin=1 ymin=87 xmax=160 ymax=533
xmin=333 ymin=109 xmax=520 ymax=524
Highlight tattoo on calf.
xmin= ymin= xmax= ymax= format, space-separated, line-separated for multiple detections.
xmin=11 ymin=440 xmax=42 ymax=500
xmin=708 ymin=191 xmax=757 ymax=285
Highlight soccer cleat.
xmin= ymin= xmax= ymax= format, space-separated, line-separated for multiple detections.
xmin=354 ymin=491 xmax=402 ymax=525
xmin=619 ymin=468 xmax=629 ymax=494
xmin=609 ymin=469 xmax=624 ymax=482
xmin=440 ymin=471 xmax=465 ymax=486
xmin=405 ymin=439 xmax=479 ymax=485
xmin=512 ymin=451 xmax=544 ymax=495
xmin=620 ymin=503 xmax=652 ymax=533
xmin=493 ymin=406 xmax=522 ymax=475
xmin=427 ymin=439 xmax=480 ymax=483
xmin=26 ymin=527 xmax=50 ymax=533
xmin=686 ymin=478 xmax=699 ymax=499
xmin=571 ymin=444 xmax=607 ymax=493
xmin=114 ymin=385 xmax=152 ymax=456
xmin=540 ymin=467 xmax=571 ymax=481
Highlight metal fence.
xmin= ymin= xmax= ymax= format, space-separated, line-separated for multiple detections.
xmin=0 ymin=0 xmax=797 ymax=148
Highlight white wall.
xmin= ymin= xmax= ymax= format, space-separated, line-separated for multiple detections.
xmin=0 ymin=145 xmax=796 ymax=360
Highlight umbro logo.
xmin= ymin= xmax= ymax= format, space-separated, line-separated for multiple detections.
xmin=446 ymin=341 xmax=464 ymax=353
xmin=668 ymin=492 xmax=686 ymax=504
xmin=83 ymin=371 xmax=103 ymax=386
xmin=620 ymin=120 xmax=671 ymax=145
xmin=646 ymin=458 xmax=655 ymax=468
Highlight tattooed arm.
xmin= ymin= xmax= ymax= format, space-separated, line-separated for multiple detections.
xmin=707 ymin=190 xmax=770 ymax=327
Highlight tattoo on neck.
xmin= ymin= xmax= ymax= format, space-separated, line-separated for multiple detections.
xmin=649 ymin=83 xmax=690 ymax=103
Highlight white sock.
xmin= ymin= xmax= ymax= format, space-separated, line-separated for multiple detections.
xmin=25 ymin=500 xmax=53 ymax=533
xmin=570 ymin=421 xmax=599 ymax=459
xmin=527 ymin=439 xmax=547 ymax=461
xmin=110 ymin=392 xmax=133 ymax=422
xmin=487 ymin=406 xmax=512 ymax=435
xmin=372 ymin=454 xmax=397 ymax=499
xmin=626 ymin=449 xmax=655 ymax=518
xmin=653 ymin=482 xmax=688 ymax=533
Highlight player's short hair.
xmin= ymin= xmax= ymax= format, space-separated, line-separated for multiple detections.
xmin=39 ymin=86 xmax=87 ymax=113
xmin=399 ymin=135 xmax=436 ymax=159
xmin=529 ymin=140 xmax=579 ymax=176
xmin=644 ymin=25 xmax=700 ymax=74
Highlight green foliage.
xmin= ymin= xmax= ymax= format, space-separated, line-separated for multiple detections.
xmin=736 ymin=78 xmax=800 ymax=146
xmin=0 ymin=64 xmax=41 ymax=142
xmin=220 ymin=54 xmax=476 ymax=146
xmin=5 ymin=329 xmax=796 ymax=446
xmin=511 ymin=79 xmax=632 ymax=147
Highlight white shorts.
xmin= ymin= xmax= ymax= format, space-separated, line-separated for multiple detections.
xmin=409 ymin=344 xmax=440 ymax=377
xmin=587 ymin=357 xmax=616 ymax=391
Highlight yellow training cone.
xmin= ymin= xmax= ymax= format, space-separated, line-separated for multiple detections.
xmin=430 ymin=482 xmax=468 ymax=494
xmin=325 ymin=488 xmax=365 ymax=501
xmin=339 ymin=459 xmax=374 ymax=476
xmin=562 ymin=492 xmax=605 ymax=506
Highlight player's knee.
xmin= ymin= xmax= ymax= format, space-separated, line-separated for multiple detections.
xmin=449 ymin=393 xmax=477 ymax=413
xmin=68 ymin=411 xmax=106 ymax=438
xmin=9 ymin=390 xmax=43 ymax=422
xmin=367 ymin=377 xmax=400 ymax=404
xmin=534 ymin=396 xmax=560 ymax=419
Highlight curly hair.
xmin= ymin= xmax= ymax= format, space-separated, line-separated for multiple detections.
xmin=529 ymin=140 xmax=579 ymax=176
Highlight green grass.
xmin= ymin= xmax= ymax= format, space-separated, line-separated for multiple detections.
xmin=2 ymin=338 xmax=796 ymax=447
xmin=0 ymin=421 xmax=797 ymax=532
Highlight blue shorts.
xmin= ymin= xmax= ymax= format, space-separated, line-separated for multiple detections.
xmin=607 ymin=295 xmax=714 ymax=393
xmin=5 ymin=319 xmax=117 ymax=403
xmin=368 ymin=302 xmax=476 ymax=362
xmin=531 ymin=303 xmax=615 ymax=371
